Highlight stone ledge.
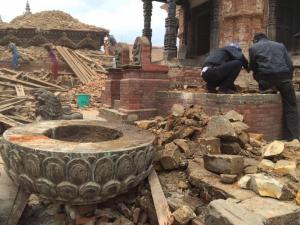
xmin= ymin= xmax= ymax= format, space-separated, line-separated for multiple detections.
xmin=156 ymin=91 xmax=300 ymax=104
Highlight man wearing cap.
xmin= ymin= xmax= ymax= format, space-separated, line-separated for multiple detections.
xmin=201 ymin=43 xmax=249 ymax=94
xmin=249 ymin=33 xmax=299 ymax=141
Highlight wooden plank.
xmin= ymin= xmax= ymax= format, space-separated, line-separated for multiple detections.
xmin=15 ymin=85 xmax=25 ymax=97
xmin=0 ymin=98 xmax=27 ymax=109
xmin=0 ymin=113 xmax=23 ymax=127
xmin=0 ymin=106 xmax=15 ymax=113
xmin=0 ymin=162 xmax=19 ymax=225
xmin=0 ymin=75 xmax=48 ymax=89
xmin=13 ymin=72 xmax=23 ymax=80
xmin=23 ymin=75 xmax=65 ymax=90
xmin=6 ymin=187 xmax=30 ymax=225
xmin=0 ymin=97 xmax=27 ymax=106
xmin=62 ymin=47 xmax=92 ymax=83
xmin=7 ymin=115 xmax=33 ymax=123
xmin=56 ymin=46 xmax=88 ymax=84
xmin=0 ymin=68 xmax=18 ymax=75
xmin=75 ymin=51 xmax=107 ymax=73
xmin=148 ymin=170 xmax=174 ymax=225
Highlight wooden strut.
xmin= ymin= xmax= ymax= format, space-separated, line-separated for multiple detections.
xmin=148 ymin=169 xmax=174 ymax=225
xmin=5 ymin=186 xmax=30 ymax=225
xmin=56 ymin=46 xmax=96 ymax=84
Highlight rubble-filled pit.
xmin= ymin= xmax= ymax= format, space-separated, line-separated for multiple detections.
xmin=44 ymin=125 xmax=123 ymax=143
xmin=0 ymin=120 xmax=155 ymax=205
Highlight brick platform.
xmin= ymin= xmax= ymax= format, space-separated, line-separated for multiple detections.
xmin=101 ymin=66 xmax=169 ymax=120
xmin=156 ymin=91 xmax=300 ymax=140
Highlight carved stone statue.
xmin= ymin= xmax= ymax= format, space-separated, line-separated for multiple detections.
xmin=131 ymin=36 xmax=151 ymax=66
xmin=132 ymin=38 xmax=142 ymax=65
xmin=34 ymin=88 xmax=83 ymax=120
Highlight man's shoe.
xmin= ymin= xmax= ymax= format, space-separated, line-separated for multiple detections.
xmin=259 ymin=88 xmax=277 ymax=94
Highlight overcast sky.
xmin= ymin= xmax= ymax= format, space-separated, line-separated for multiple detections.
xmin=0 ymin=0 xmax=167 ymax=46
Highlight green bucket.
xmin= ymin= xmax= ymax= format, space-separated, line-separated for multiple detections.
xmin=76 ymin=93 xmax=90 ymax=108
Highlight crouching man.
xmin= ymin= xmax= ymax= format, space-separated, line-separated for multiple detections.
xmin=201 ymin=43 xmax=249 ymax=94
xmin=249 ymin=33 xmax=299 ymax=141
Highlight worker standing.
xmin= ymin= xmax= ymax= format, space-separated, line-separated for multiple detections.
xmin=201 ymin=43 xmax=249 ymax=94
xmin=44 ymin=44 xmax=59 ymax=80
xmin=8 ymin=43 xmax=20 ymax=70
xmin=249 ymin=33 xmax=299 ymax=141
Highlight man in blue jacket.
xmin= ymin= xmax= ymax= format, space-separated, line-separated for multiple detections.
xmin=8 ymin=43 xmax=20 ymax=70
xmin=249 ymin=33 xmax=299 ymax=141
xmin=201 ymin=43 xmax=249 ymax=94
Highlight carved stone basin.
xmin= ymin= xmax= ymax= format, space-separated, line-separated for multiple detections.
xmin=0 ymin=120 xmax=155 ymax=205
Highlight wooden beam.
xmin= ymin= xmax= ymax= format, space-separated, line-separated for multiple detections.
xmin=148 ymin=170 xmax=174 ymax=225
xmin=0 ymin=113 xmax=23 ymax=127
xmin=23 ymin=75 xmax=65 ymax=90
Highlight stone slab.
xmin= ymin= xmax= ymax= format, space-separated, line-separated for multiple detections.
xmin=206 ymin=199 xmax=265 ymax=225
xmin=188 ymin=160 xmax=256 ymax=201
xmin=240 ymin=197 xmax=300 ymax=225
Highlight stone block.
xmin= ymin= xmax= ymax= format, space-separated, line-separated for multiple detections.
xmin=205 ymin=199 xmax=265 ymax=225
xmin=221 ymin=142 xmax=241 ymax=155
xmin=173 ymin=205 xmax=196 ymax=225
xmin=174 ymin=139 xmax=189 ymax=153
xmin=203 ymin=154 xmax=244 ymax=175
xmin=201 ymin=116 xmax=236 ymax=139
xmin=240 ymin=196 xmax=300 ymax=225
xmin=231 ymin=121 xmax=249 ymax=134
xmin=224 ymin=110 xmax=244 ymax=122
xmin=274 ymin=160 xmax=297 ymax=176
xmin=263 ymin=141 xmax=285 ymax=158
xmin=160 ymin=142 xmax=185 ymax=170
xmin=198 ymin=137 xmax=221 ymax=154
xmin=220 ymin=174 xmax=238 ymax=184
xmin=239 ymin=174 xmax=295 ymax=200
xmin=258 ymin=159 xmax=275 ymax=172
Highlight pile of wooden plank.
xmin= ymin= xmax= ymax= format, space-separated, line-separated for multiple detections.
xmin=0 ymin=68 xmax=66 ymax=95
xmin=56 ymin=46 xmax=98 ymax=84
xmin=0 ymin=96 xmax=34 ymax=129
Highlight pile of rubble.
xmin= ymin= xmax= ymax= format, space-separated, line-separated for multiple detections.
xmin=8 ymin=10 xmax=106 ymax=32
xmin=12 ymin=104 xmax=300 ymax=225
xmin=0 ymin=46 xmax=108 ymax=131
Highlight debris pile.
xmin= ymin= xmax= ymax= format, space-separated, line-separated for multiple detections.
xmin=0 ymin=46 xmax=108 ymax=130
xmin=8 ymin=10 xmax=107 ymax=32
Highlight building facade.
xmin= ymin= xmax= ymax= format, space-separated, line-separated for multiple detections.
xmin=141 ymin=0 xmax=300 ymax=62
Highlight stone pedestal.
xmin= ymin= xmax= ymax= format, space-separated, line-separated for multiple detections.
xmin=102 ymin=65 xmax=169 ymax=120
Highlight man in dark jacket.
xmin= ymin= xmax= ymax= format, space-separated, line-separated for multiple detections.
xmin=201 ymin=43 xmax=249 ymax=94
xmin=249 ymin=33 xmax=299 ymax=141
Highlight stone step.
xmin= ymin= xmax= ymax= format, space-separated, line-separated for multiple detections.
xmin=99 ymin=107 xmax=128 ymax=121
xmin=188 ymin=160 xmax=300 ymax=225
xmin=206 ymin=198 xmax=300 ymax=225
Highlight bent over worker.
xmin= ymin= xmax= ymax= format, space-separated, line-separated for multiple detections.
xmin=201 ymin=43 xmax=249 ymax=94
xmin=8 ymin=42 xmax=20 ymax=70
xmin=44 ymin=44 xmax=59 ymax=80
xmin=249 ymin=33 xmax=299 ymax=141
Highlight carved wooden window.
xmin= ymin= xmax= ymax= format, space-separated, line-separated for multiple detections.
xmin=188 ymin=2 xmax=211 ymax=57
xmin=276 ymin=0 xmax=300 ymax=53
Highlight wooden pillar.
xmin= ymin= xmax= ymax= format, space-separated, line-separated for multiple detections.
xmin=164 ymin=0 xmax=178 ymax=60
xmin=210 ymin=0 xmax=220 ymax=50
xmin=142 ymin=0 xmax=153 ymax=44
xmin=267 ymin=0 xmax=278 ymax=41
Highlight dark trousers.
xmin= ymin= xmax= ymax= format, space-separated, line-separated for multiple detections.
xmin=202 ymin=60 xmax=243 ymax=91
xmin=260 ymin=78 xmax=299 ymax=141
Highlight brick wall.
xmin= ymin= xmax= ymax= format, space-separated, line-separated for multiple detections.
xmin=156 ymin=91 xmax=300 ymax=140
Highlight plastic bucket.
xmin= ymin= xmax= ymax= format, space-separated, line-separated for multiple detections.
xmin=76 ymin=93 xmax=90 ymax=108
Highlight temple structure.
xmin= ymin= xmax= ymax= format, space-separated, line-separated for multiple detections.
xmin=0 ymin=7 xmax=109 ymax=50
xmin=141 ymin=0 xmax=300 ymax=63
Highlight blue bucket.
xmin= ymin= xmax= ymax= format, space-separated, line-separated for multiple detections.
xmin=76 ymin=93 xmax=90 ymax=108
